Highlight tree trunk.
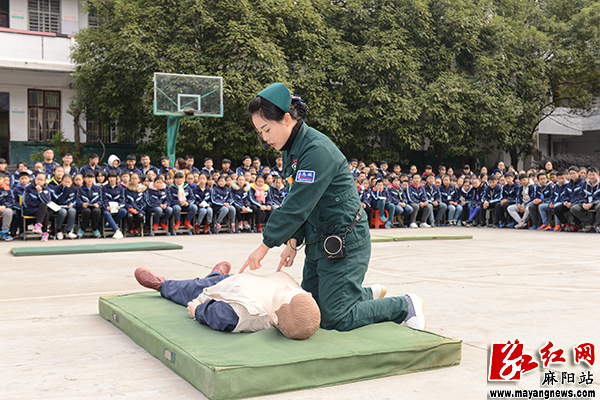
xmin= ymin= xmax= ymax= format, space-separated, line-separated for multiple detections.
xmin=509 ymin=148 xmax=519 ymax=169
xmin=73 ymin=109 xmax=82 ymax=163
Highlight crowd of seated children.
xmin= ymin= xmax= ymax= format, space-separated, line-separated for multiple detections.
xmin=4 ymin=153 xmax=599 ymax=242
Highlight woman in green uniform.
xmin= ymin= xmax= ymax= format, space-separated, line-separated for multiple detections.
xmin=240 ymin=83 xmax=424 ymax=332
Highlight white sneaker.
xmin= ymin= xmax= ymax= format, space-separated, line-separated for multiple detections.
xmin=419 ymin=222 xmax=431 ymax=228
xmin=409 ymin=222 xmax=418 ymax=229
xmin=56 ymin=232 xmax=64 ymax=240
xmin=370 ymin=284 xmax=388 ymax=300
xmin=404 ymin=293 xmax=425 ymax=330
xmin=67 ymin=231 xmax=77 ymax=240
xmin=113 ymin=230 xmax=124 ymax=239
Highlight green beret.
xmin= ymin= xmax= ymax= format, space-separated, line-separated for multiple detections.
xmin=257 ymin=83 xmax=291 ymax=113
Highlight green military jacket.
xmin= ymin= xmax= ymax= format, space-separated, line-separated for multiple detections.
xmin=262 ymin=122 xmax=370 ymax=260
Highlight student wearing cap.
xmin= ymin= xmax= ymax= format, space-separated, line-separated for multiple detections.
xmin=239 ymin=83 xmax=425 ymax=332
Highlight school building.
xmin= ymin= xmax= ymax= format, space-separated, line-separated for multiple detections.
xmin=0 ymin=0 xmax=136 ymax=166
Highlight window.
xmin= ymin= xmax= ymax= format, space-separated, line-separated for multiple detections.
xmin=86 ymin=120 xmax=136 ymax=144
xmin=28 ymin=0 xmax=60 ymax=33
xmin=0 ymin=0 xmax=8 ymax=28
xmin=88 ymin=7 xmax=98 ymax=28
xmin=28 ymin=89 xmax=60 ymax=141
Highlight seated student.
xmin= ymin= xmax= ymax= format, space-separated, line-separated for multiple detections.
xmin=95 ymin=170 xmax=108 ymax=186
xmin=212 ymin=174 xmax=236 ymax=233
xmin=495 ymin=171 xmax=520 ymax=228
xmin=458 ymin=180 xmax=474 ymax=226
xmin=172 ymin=158 xmax=190 ymax=178
xmin=570 ymin=166 xmax=600 ymax=232
xmin=0 ymin=158 xmax=13 ymax=188
xmin=185 ymin=172 xmax=197 ymax=191
xmin=464 ymin=177 xmax=484 ymax=227
xmin=440 ymin=175 xmax=461 ymax=226
xmin=370 ymin=179 xmax=395 ymax=228
xmin=194 ymin=173 xmax=213 ymax=234
xmin=421 ymin=165 xmax=434 ymax=180
xmin=119 ymin=170 xmax=130 ymax=187
xmin=159 ymin=155 xmax=172 ymax=176
xmin=563 ymin=166 xmax=586 ymax=232
xmin=146 ymin=169 xmax=157 ymax=183
xmin=244 ymin=171 xmax=254 ymax=185
xmin=549 ymin=171 xmax=570 ymax=231
xmin=481 ymin=175 xmax=502 ymax=227
xmin=80 ymin=153 xmax=101 ymax=176
xmin=73 ymin=173 xmax=84 ymax=189
xmin=123 ymin=154 xmax=142 ymax=177
xmin=102 ymin=170 xmax=127 ymax=239
xmin=252 ymin=157 xmax=263 ymax=175
xmin=32 ymin=161 xmax=45 ymax=177
xmin=512 ymin=173 xmax=537 ymax=229
xmin=358 ymin=178 xmax=373 ymax=216
xmin=536 ymin=172 xmax=555 ymax=231
xmin=268 ymin=175 xmax=286 ymax=210
xmin=0 ymin=172 xmax=14 ymax=241
xmin=231 ymin=174 xmax=253 ymax=232
xmin=47 ymin=166 xmax=65 ymax=200
xmin=23 ymin=171 xmax=52 ymax=241
xmin=13 ymin=162 xmax=31 ymax=185
xmin=423 ymin=174 xmax=447 ymax=226
xmin=105 ymin=154 xmax=122 ymax=176
xmin=170 ymin=171 xmax=197 ymax=231
xmin=146 ymin=174 xmax=172 ymax=232
xmin=249 ymin=174 xmax=271 ymax=233
xmin=140 ymin=154 xmax=159 ymax=176
xmin=133 ymin=262 xmax=321 ymax=339
xmin=236 ymin=155 xmax=252 ymax=176
xmin=271 ymin=154 xmax=284 ymax=176
xmin=186 ymin=155 xmax=200 ymax=175
xmin=406 ymin=173 xmax=431 ymax=228
xmin=62 ymin=153 xmax=78 ymax=177
xmin=77 ymin=171 xmax=103 ymax=238
xmin=220 ymin=158 xmax=235 ymax=176
xmin=387 ymin=176 xmax=413 ymax=224
xmin=264 ymin=172 xmax=274 ymax=187
xmin=124 ymin=172 xmax=147 ymax=234
xmin=200 ymin=157 xmax=215 ymax=176
xmin=379 ymin=161 xmax=390 ymax=178
xmin=53 ymin=174 xmax=78 ymax=240
xmin=10 ymin=171 xmax=31 ymax=236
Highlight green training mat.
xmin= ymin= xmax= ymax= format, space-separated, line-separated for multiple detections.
xmin=370 ymin=233 xmax=473 ymax=242
xmin=9 ymin=241 xmax=183 ymax=257
xmin=99 ymin=292 xmax=462 ymax=400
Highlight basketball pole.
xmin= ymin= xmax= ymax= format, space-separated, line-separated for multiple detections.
xmin=166 ymin=115 xmax=182 ymax=168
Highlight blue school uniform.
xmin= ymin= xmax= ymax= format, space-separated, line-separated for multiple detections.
xmin=76 ymin=184 xmax=103 ymax=210
xmin=581 ymin=179 xmax=600 ymax=204
xmin=200 ymin=167 xmax=214 ymax=177
xmin=102 ymin=184 xmax=126 ymax=209
xmin=552 ymin=183 xmax=571 ymax=205
xmin=235 ymin=166 xmax=250 ymax=176
xmin=406 ymin=183 xmax=427 ymax=204
xmin=439 ymin=184 xmax=459 ymax=205
xmin=169 ymin=184 xmax=196 ymax=206
xmin=387 ymin=186 xmax=406 ymax=205
xmin=249 ymin=185 xmax=272 ymax=207
xmin=270 ymin=166 xmax=283 ymax=176
xmin=483 ymin=183 xmax=503 ymax=205
xmin=11 ymin=183 xmax=27 ymax=210
xmin=123 ymin=166 xmax=143 ymax=177
xmin=423 ymin=184 xmax=441 ymax=205
xmin=22 ymin=183 xmax=52 ymax=215
xmin=104 ymin=165 xmax=122 ymax=176
xmin=212 ymin=185 xmax=233 ymax=207
xmin=502 ymin=182 xmax=521 ymax=203
xmin=195 ymin=186 xmax=212 ymax=207
xmin=146 ymin=187 xmax=171 ymax=209
xmin=125 ymin=185 xmax=147 ymax=214
xmin=79 ymin=164 xmax=102 ymax=176
xmin=359 ymin=187 xmax=372 ymax=207
xmin=231 ymin=186 xmax=251 ymax=208
xmin=55 ymin=185 xmax=77 ymax=207
xmin=269 ymin=185 xmax=286 ymax=207
xmin=63 ymin=164 xmax=79 ymax=177
xmin=47 ymin=177 xmax=63 ymax=200
xmin=159 ymin=166 xmax=172 ymax=176
xmin=539 ymin=182 xmax=555 ymax=204
xmin=141 ymin=165 xmax=159 ymax=176
xmin=189 ymin=166 xmax=201 ymax=175
xmin=568 ymin=177 xmax=586 ymax=204
xmin=0 ymin=185 xmax=14 ymax=208
xmin=370 ymin=188 xmax=390 ymax=208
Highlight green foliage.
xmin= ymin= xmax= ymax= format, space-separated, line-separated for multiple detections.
xmin=71 ymin=0 xmax=600 ymax=167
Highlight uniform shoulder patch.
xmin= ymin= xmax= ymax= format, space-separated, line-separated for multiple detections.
xmin=296 ymin=170 xmax=315 ymax=183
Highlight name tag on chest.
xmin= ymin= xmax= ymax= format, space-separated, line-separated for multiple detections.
xmin=296 ymin=170 xmax=315 ymax=183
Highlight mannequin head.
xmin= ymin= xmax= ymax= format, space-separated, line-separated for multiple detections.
xmin=273 ymin=292 xmax=321 ymax=340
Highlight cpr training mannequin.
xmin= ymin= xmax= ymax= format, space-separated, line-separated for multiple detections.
xmin=134 ymin=262 xmax=321 ymax=340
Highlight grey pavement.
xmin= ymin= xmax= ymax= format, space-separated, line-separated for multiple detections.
xmin=1 ymin=227 xmax=599 ymax=399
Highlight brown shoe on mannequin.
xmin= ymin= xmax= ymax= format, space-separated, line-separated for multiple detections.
xmin=134 ymin=267 xmax=166 ymax=291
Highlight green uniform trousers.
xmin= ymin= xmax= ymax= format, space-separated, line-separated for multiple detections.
xmin=301 ymin=239 xmax=409 ymax=331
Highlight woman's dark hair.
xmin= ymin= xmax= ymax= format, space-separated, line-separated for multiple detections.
xmin=247 ymin=95 xmax=309 ymax=121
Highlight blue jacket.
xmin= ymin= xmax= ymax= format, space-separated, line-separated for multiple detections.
xmin=580 ymin=179 xmax=600 ymax=205
xmin=55 ymin=185 xmax=77 ymax=207
xmin=539 ymin=182 xmax=555 ymax=204
xmin=423 ymin=184 xmax=441 ymax=204
xmin=141 ymin=165 xmax=159 ymax=176
xmin=159 ymin=166 xmax=172 ymax=176
xmin=22 ymin=183 xmax=52 ymax=215
xmin=125 ymin=184 xmax=147 ymax=214
xmin=458 ymin=187 xmax=474 ymax=205
xmin=568 ymin=177 xmax=587 ymax=204
xmin=235 ymin=166 xmax=250 ymax=176
xmin=359 ymin=187 xmax=372 ymax=206
xmin=63 ymin=164 xmax=79 ymax=177
xmin=387 ymin=186 xmax=406 ymax=205
xmin=0 ymin=186 xmax=13 ymax=208
xmin=231 ymin=183 xmax=251 ymax=208
xmin=439 ymin=184 xmax=459 ymax=205
xmin=270 ymin=166 xmax=283 ymax=176
xmin=195 ymin=186 xmax=212 ymax=207
xmin=249 ymin=184 xmax=272 ymax=207
xmin=269 ymin=185 xmax=286 ymax=206
xmin=200 ymin=167 xmax=214 ymax=177
xmin=170 ymin=183 xmax=195 ymax=207
xmin=520 ymin=184 xmax=541 ymax=206
xmin=102 ymin=184 xmax=127 ymax=209
xmin=77 ymin=185 xmax=103 ymax=210
xmin=553 ymin=183 xmax=571 ymax=205
xmin=370 ymin=188 xmax=391 ymax=208
xmin=211 ymin=185 xmax=233 ymax=207
xmin=79 ymin=164 xmax=102 ymax=176
xmin=470 ymin=185 xmax=484 ymax=207
xmin=104 ymin=165 xmax=122 ymax=176
xmin=47 ymin=177 xmax=64 ymax=200
xmin=502 ymin=182 xmax=521 ymax=202
xmin=123 ymin=166 xmax=143 ymax=177
xmin=483 ymin=184 xmax=503 ymax=205
xmin=11 ymin=183 xmax=27 ymax=210
xmin=146 ymin=185 xmax=171 ymax=209
xmin=406 ymin=184 xmax=428 ymax=204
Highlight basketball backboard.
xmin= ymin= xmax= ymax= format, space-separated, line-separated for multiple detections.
xmin=153 ymin=73 xmax=223 ymax=117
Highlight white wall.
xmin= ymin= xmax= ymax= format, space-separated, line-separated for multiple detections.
xmin=8 ymin=0 xmax=27 ymax=30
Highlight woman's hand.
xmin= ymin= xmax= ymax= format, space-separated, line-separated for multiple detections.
xmin=239 ymin=243 xmax=270 ymax=273
xmin=277 ymin=239 xmax=297 ymax=272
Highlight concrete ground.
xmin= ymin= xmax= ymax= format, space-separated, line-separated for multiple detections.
xmin=1 ymin=227 xmax=599 ymax=399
